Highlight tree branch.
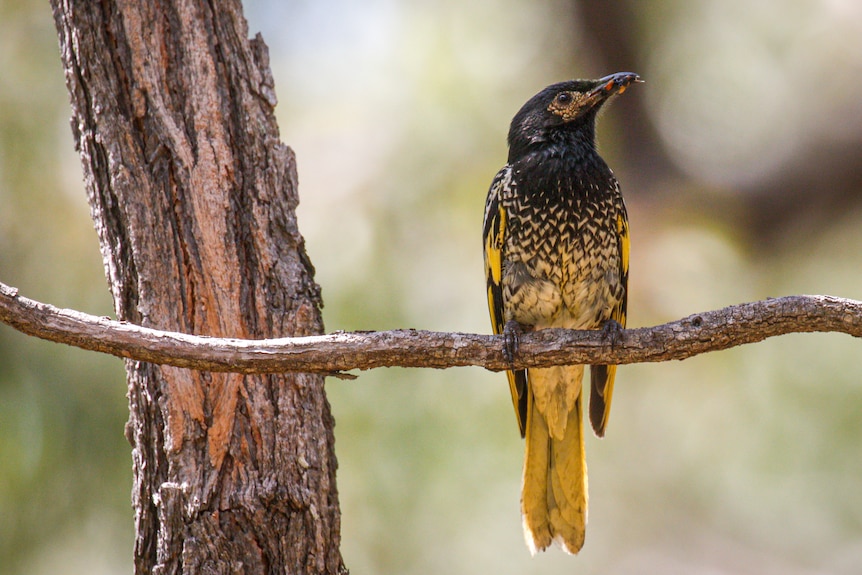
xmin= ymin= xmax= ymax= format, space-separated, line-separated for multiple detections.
xmin=1 ymin=280 xmax=860 ymax=375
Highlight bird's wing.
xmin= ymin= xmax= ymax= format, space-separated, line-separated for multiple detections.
xmin=484 ymin=166 xmax=528 ymax=437
xmin=589 ymin=203 xmax=629 ymax=437
xmin=615 ymin=207 xmax=630 ymax=329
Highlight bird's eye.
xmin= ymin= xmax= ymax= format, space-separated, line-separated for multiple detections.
xmin=555 ymin=92 xmax=573 ymax=105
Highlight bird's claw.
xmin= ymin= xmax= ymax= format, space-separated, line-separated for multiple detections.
xmin=600 ymin=319 xmax=624 ymax=348
xmin=502 ymin=320 xmax=523 ymax=365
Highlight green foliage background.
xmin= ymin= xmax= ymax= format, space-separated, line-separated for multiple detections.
xmin=2 ymin=1 xmax=862 ymax=573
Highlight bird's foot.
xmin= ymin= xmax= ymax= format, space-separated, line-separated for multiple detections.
xmin=502 ymin=320 xmax=524 ymax=365
xmin=600 ymin=319 xmax=624 ymax=348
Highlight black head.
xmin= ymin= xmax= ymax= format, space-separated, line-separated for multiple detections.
xmin=507 ymin=72 xmax=641 ymax=161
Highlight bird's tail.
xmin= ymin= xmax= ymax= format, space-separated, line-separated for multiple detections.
xmin=521 ymin=365 xmax=587 ymax=555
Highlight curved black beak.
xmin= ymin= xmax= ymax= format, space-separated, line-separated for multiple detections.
xmin=584 ymin=72 xmax=642 ymax=108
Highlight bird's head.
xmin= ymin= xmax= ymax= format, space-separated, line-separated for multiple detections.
xmin=507 ymin=72 xmax=641 ymax=160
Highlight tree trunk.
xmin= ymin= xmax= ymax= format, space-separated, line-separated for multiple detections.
xmin=50 ymin=1 xmax=345 ymax=573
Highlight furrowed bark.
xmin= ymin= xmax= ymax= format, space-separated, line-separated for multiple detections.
xmin=50 ymin=1 xmax=344 ymax=573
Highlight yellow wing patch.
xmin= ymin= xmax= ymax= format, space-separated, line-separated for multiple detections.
xmin=617 ymin=214 xmax=629 ymax=286
xmin=615 ymin=212 xmax=629 ymax=327
xmin=485 ymin=205 xmax=505 ymax=291
xmin=484 ymin=172 xmax=528 ymax=436
xmin=593 ymin=211 xmax=630 ymax=435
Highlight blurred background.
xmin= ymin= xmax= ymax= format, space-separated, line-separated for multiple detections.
xmin=2 ymin=0 xmax=862 ymax=573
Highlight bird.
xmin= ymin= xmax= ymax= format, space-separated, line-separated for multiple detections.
xmin=482 ymin=72 xmax=640 ymax=555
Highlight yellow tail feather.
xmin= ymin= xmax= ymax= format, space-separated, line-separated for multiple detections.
xmin=521 ymin=366 xmax=587 ymax=555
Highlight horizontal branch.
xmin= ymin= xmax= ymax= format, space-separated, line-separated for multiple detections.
xmin=1 ymin=280 xmax=861 ymax=375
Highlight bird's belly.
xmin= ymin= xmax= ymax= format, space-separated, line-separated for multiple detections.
xmin=504 ymin=237 xmax=621 ymax=330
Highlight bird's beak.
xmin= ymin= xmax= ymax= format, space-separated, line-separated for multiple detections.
xmin=585 ymin=72 xmax=642 ymax=106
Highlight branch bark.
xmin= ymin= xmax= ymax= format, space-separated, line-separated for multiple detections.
xmin=3 ymin=281 xmax=860 ymax=373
